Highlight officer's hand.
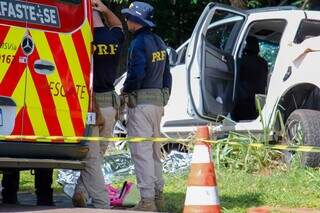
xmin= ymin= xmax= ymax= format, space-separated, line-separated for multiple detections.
xmin=92 ymin=0 xmax=108 ymax=13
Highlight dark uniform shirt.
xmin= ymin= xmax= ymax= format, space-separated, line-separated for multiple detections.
xmin=123 ymin=27 xmax=172 ymax=93
xmin=93 ymin=27 xmax=124 ymax=93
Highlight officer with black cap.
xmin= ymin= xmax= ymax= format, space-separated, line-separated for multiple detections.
xmin=121 ymin=2 xmax=172 ymax=211
xmin=72 ymin=0 xmax=124 ymax=209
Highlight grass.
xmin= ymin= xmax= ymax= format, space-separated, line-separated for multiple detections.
xmin=2 ymin=166 xmax=319 ymax=213
xmin=1 ymin=124 xmax=319 ymax=213
xmin=160 ymin=168 xmax=320 ymax=213
xmin=218 ymin=168 xmax=320 ymax=212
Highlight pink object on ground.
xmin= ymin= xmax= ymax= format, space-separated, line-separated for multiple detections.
xmin=106 ymin=184 xmax=121 ymax=204
xmin=107 ymin=181 xmax=139 ymax=207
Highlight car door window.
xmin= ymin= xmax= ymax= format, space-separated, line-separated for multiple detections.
xmin=294 ymin=19 xmax=320 ymax=44
xmin=202 ymin=11 xmax=245 ymax=118
xmin=186 ymin=3 xmax=247 ymax=121
xmin=206 ymin=12 xmax=244 ymax=55
xmin=206 ymin=22 xmax=238 ymax=54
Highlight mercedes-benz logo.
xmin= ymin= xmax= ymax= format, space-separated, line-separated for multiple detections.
xmin=21 ymin=35 xmax=34 ymax=56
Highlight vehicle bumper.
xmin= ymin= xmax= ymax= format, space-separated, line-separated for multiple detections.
xmin=0 ymin=141 xmax=89 ymax=160
xmin=0 ymin=158 xmax=85 ymax=170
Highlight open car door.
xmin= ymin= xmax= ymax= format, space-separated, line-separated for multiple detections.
xmin=186 ymin=3 xmax=246 ymax=121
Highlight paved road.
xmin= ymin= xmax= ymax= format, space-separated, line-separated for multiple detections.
xmin=0 ymin=192 xmax=145 ymax=213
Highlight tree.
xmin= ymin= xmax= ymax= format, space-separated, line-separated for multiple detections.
xmin=107 ymin=0 xmax=308 ymax=48
xmin=306 ymin=0 xmax=320 ymax=9
xmin=104 ymin=0 xmax=311 ymax=76
xmin=107 ymin=0 xmax=213 ymax=48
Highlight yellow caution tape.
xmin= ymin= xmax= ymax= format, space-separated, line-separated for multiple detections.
xmin=0 ymin=135 xmax=190 ymax=143
xmin=0 ymin=135 xmax=320 ymax=153
xmin=201 ymin=139 xmax=320 ymax=153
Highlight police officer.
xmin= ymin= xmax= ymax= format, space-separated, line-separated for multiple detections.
xmin=72 ymin=0 xmax=124 ymax=209
xmin=2 ymin=168 xmax=54 ymax=206
xmin=121 ymin=2 xmax=172 ymax=211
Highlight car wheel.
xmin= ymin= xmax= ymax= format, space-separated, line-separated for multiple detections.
xmin=162 ymin=142 xmax=189 ymax=154
xmin=161 ymin=132 xmax=191 ymax=155
xmin=282 ymin=109 xmax=320 ymax=167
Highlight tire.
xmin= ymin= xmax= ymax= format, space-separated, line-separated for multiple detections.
xmin=162 ymin=142 xmax=188 ymax=154
xmin=282 ymin=109 xmax=320 ymax=167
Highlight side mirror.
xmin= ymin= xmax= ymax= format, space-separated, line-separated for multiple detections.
xmin=166 ymin=47 xmax=178 ymax=67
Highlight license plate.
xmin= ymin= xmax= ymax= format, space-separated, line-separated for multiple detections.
xmin=0 ymin=108 xmax=3 ymax=126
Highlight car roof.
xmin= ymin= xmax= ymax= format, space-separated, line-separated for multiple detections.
xmin=213 ymin=3 xmax=303 ymax=16
xmin=214 ymin=3 xmax=302 ymax=16
xmin=246 ymin=6 xmax=299 ymax=14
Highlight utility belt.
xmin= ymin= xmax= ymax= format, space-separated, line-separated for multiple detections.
xmin=95 ymin=91 xmax=120 ymax=109
xmin=126 ymin=88 xmax=170 ymax=108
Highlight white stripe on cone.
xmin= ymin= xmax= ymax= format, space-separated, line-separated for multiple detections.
xmin=184 ymin=186 xmax=220 ymax=205
xmin=191 ymin=145 xmax=211 ymax=164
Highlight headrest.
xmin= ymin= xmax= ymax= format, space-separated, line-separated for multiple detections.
xmin=245 ymin=36 xmax=260 ymax=54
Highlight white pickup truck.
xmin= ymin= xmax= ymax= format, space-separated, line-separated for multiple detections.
xmin=186 ymin=3 xmax=320 ymax=167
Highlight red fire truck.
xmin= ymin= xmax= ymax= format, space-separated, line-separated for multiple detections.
xmin=0 ymin=0 xmax=94 ymax=169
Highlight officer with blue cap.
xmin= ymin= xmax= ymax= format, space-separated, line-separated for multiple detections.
xmin=122 ymin=1 xmax=156 ymax=28
xmin=121 ymin=1 xmax=172 ymax=212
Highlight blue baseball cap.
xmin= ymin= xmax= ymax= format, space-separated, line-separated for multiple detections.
xmin=121 ymin=1 xmax=156 ymax=28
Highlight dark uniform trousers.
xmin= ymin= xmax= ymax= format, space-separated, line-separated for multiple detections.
xmin=2 ymin=168 xmax=53 ymax=205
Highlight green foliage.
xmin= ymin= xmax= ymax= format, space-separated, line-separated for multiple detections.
xmin=292 ymin=0 xmax=305 ymax=6
xmin=213 ymin=133 xmax=283 ymax=173
xmin=135 ymin=0 xmax=214 ymax=47
xmin=106 ymin=0 xmax=217 ymax=47
xmin=247 ymin=0 xmax=263 ymax=8
xmin=105 ymin=0 xmax=308 ymax=48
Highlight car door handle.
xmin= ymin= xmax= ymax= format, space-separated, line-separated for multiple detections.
xmin=283 ymin=66 xmax=292 ymax=82
xmin=34 ymin=60 xmax=55 ymax=75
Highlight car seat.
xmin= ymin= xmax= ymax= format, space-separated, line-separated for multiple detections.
xmin=232 ymin=36 xmax=268 ymax=121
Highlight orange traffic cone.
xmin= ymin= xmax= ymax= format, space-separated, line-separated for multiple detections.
xmin=183 ymin=126 xmax=221 ymax=213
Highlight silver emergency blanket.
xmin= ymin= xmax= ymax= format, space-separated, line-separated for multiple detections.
xmin=162 ymin=151 xmax=192 ymax=173
xmin=57 ymin=151 xmax=192 ymax=197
